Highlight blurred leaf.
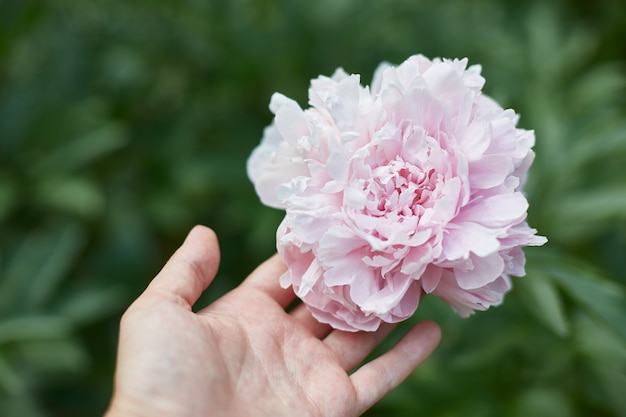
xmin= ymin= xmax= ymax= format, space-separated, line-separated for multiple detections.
xmin=574 ymin=311 xmax=626 ymax=416
xmin=0 ymin=353 xmax=23 ymax=394
xmin=574 ymin=313 xmax=626 ymax=364
xmin=0 ymin=177 xmax=18 ymax=221
xmin=0 ymin=391 xmax=46 ymax=417
xmin=588 ymin=363 xmax=626 ymax=417
xmin=517 ymin=268 xmax=569 ymax=336
xmin=31 ymin=121 xmax=127 ymax=176
xmin=448 ymin=325 xmax=528 ymax=370
xmin=0 ymin=224 xmax=85 ymax=314
xmin=19 ymin=338 xmax=89 ymax=374
xmin=573 ymin=313 xmax=626 ymax=417
xmin=566 ymin=123 xmax=626 ymax=172
xmin=146 ymin=192 xmax=193 ymax=233
xmin=56 ymin=285 xmax=127 ymax=326
xmin=512 ymin=387 xmax=574 ymax=417
xmin=23 ymin=224 xmax=86 ymax=311
xmin=34 ymin=176 xmax=105 ymax=218
xmin=570 ymin=63 xmax=626 ymax=110
xmin=525 ymin=5 xmax=572 ymax=81
xmin=549 ymin=185 xmax=626 ymax=241
xmin=548 ymin=259 xmax=626 ymax=340
xmin=0 ymin=315 xmax=71 ymax=345
xmin=0 ymin=231 xmax=59 ymax=313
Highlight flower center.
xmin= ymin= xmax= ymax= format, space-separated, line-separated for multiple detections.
xmin=363 ymin=158 xmax=434 ymax=218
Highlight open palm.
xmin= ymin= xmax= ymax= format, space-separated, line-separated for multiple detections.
xmin=106 ymin=226 xmax=441 ymax=417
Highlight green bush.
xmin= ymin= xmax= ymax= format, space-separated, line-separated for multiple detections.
xmin=0 ymin=0 xmax=624 ymax=416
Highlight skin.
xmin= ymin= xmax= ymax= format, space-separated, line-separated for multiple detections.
xmin=104 ymin=225 xmax=441 ymax=417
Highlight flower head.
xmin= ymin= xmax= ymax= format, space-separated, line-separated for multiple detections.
xmin=248 ymin=55 xmax=546 ymax=331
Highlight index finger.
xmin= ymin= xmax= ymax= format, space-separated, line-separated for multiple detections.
xmin=239 ymin=254 xmax=296 ymax=308
xmin=144 ymin=225 xmax=221 ymax=308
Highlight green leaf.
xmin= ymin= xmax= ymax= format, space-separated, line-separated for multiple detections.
xmin=548 ymin=186 xmax=626 ymax=241
xmin=513 ymin=387 xmax=574 ymax=417
xmin=549 ymin=261 xmax=626 ymax=341
xmin=18 ymin=338 xmax=89 ymax=374
xmin=566 ymin=125 xmax=626 ymax=172
xmin=569 ymin=64 xmax=625 ymax=110
xmin=30 ymin=122 xmax=127 ymax=176
xmin=588 ymin=363 xmax=626 ymax=417
xmin=23 ymin=224 xmax=86 ymax=311
xmin=517 ymin=268 xmax=569 ymax=336
xmin=0 ymin=233 xmax=55 ymax=314
xmin=0 ymin=391 xmax=46 ymax=417
xmin=574 ymin=313 xmax=626 ymax=364
xmin=0 ymin=225 xmax=85 ymax=314
xmin=34 ymin=176 xmax=105 ymax=218
xmin=0 ymin=315 xmax=71 ymax=345
xmin=576 ymin=313 xmax=626 ymax=417
xmin=0 ymin=353 xmax=23 ymax=394
xmin=0 ymin=178 xmax=18 ymax=222
xmin=56 ymin=285 xmax=127 ymax=326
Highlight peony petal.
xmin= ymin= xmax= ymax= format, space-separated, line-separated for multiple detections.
xmin=443 ymin=221 xmax=501 ymax=260
xmin=422 ymin=60 xmax=465 ymax=98
xmin=501 ymin=247 xmax=526 ymax=276
xmin=371 ymin=61 xmax=392 ymax=95
xmin=454 ymin=253 xmax=505 ymax=290
xmin=469 ymin=155 xmax=514 ymax=189
xmin=296 ymin=258 xmax=323 ymax=296
xmin=247 ymin=126 xmax=308 ymax=209
xmin=400 ymin=244 xmax=434 ymax=275
xmin=458 ymin=121 xmax=490 ymax=161
xmin=389 ymin=280 xmax=421 ymax=318
xmin=433 ymin=271 xmax=510 ymax=317
xmin=358 ymin=272 xmax=416 ymax=315
xmin=429 ymin=177 xmax=463 ymax=224
xmin=324 ymin=255 xmax=374 ymax=287
xmin=275 ymin=103 xmax=311 ymax=148
xmin=317 ymin=225 xmax=366 ymax=261
xmin=326 ymin=151 xmax=349 ymax=182
xmin=420 ymin=264 xmax=443 ymax=293
xmin=459 ymin=193 xmax=528 ymax=228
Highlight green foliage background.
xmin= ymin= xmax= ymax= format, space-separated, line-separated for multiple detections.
xmin=1 ymin=0 xmax=625 ymax=415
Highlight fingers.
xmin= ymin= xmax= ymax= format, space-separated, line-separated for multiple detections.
xmin=144 ymin=225 xmax=221 ymax=308
xmin=351 ymin=321 xmax=441 ymax=416
xmin=323 ymin=323 xmax=396 ymax=371
xmin=239 ymin=254 xmax=296 ymax=308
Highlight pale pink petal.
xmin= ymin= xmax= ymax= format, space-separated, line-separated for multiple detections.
xmin=459 ymin=193 xmax=529 ymax=228
xmin=443 ymin=221 xmax=501 ymax=260
xmin=454 ymin=253 xmax=505 ymax=290
xmin=468 ymin=155 xmax=514 ymax=189
xmin=246 ymin=126 xmax=309 ymax=209
xmin=420 ymin=264 xmax=443 ymax=294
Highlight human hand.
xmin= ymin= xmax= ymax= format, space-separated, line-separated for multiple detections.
xmin=104 ymin=225 xmax=441 ymax=417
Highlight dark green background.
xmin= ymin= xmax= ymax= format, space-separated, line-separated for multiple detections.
xmin=1 ymin=0 xmax=625 ymax=416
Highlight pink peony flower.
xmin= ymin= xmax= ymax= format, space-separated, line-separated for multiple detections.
xmin=247 ymin=54 xmax=547 ymax=331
